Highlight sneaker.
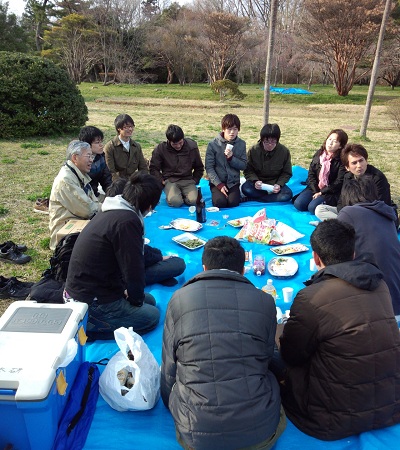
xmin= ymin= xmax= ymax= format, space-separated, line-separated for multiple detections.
xmin=0 ymin=242 xmax=31 ymax=264
xmin=0 ymin=276 xmax=34 ymax=299
xmin=309 ymin=221 xmax=320 ymax=227
xmin=0 ymin=241 xmax=27 ymax=252
xmin=34 ymin=198 xmax=49 ymax=214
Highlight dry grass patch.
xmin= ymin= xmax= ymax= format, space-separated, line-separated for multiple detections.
xmin=0 ymin=90 xmax=399 ymax=314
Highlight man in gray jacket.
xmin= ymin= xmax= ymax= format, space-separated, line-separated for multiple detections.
xmin=161 ymin=236 xmax=285 ymax=450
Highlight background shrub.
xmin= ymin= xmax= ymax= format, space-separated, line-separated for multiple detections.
xmin=211 ymin=79 xmax=247 ymax=101
xmin=0 ymin=52 xmax=88 ymax=138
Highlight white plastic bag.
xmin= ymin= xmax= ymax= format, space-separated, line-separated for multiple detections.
xmin=99 ymin=327 xmax=160 ymax=412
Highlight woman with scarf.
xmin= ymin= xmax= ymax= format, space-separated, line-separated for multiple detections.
xmin=293 ymin=129 xmax=348 ymax=214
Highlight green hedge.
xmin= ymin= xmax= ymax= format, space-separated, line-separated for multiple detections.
xmin=0 ymin=52 xmax=88 ymax=138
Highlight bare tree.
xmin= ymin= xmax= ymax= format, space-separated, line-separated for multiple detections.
xmin=191 ymin=11 xmax=251 ymax=83
xmin=89 ymin=0 xmax=142 ymax=84
xmin=300 ymin=0 xmax=383 ymax=96
xmin=237 ymin=0 xmax=271 ymax=27
xmin=146 ymin=8 xmax=202 ymax=85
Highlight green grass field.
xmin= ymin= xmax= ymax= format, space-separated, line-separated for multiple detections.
xmin=0 ymin=82 xmax=399 ymax=310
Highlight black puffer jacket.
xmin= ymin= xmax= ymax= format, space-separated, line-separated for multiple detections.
xmin=280 ymin=256 xmax=400 ymax=440
xmin=161 ymin=269 xmax=281 ymax=450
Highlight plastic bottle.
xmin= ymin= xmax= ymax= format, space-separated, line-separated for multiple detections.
xmin=195 ymin=187 xmax=206 ymax=223
xmin=262 ymin=279 xmax=277 ymax=301
xmin=252 ymin=255 xmax=265 ymax=276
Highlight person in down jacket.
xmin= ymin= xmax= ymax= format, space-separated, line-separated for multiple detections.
xmin=337 ymin=175 xmax=400 ymax=316
xmin=279 ymin=219 xmax=400 ymax=441
xmin=161 ymin=236 xmax=285 ymax=450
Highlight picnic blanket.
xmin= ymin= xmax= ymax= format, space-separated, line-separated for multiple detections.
xmin=83 ymin=166 xmax=400 ymax=450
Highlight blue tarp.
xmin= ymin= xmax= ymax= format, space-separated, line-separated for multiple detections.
xmin=270 ymin=87 xmax=313 ymax=95
xmin=83 ymin=166 xmax=400 ymax=450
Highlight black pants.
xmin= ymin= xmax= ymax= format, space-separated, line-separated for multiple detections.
xmin=210 ymin=183 xmax=241 ymax=208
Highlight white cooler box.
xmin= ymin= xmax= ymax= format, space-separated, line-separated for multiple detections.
xmin=0 ymin=301 xmax=88 ymax=450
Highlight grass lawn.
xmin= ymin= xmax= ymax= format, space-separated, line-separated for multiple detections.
xmin=0 ymin=82 xmax=399 ymax=311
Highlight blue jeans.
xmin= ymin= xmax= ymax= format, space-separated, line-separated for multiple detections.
xmin=241 ymin=181 xmax=292 ymax=203
xmin=145 ymin=256 xmax=186 ymax=285
xmin=87 ymin=294 xmax=160 ymax=340
xmin=293 ymin=188 xmax=325 ymax=214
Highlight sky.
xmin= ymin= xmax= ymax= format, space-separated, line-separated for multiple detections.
xmin=7 ymin=0 xmax=191 ymax=16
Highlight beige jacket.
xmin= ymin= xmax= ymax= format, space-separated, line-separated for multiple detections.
xmin=49 ymin=161 xmax=99 ymax=250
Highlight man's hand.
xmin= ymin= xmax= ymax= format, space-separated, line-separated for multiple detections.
xmin=220 ymin=185 xmax=228 ymax=197
xmin=255 ymin=180 xmax=263 ymax=190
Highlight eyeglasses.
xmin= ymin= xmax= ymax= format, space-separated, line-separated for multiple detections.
xmin=262 ymin=138 xmax=277 ymax=144
xmin=80 ymin=153 xmax=95 ymax=161
xmin=122 ymin=125 xmax=135 ymax=130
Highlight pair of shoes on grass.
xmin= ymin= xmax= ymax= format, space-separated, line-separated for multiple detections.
xmin=0 ymin=242 xmax=31 ymax=264
xmin=34 ymin=198 xmax=49 ymax=214
xmin=0 ymin=275 xmax=34 ymax=299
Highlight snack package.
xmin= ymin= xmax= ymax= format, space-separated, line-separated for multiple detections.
xmin=235 ymin=209 xmax=304 ymax=245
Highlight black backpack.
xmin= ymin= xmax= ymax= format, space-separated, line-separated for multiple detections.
xmin=49 ymin=232 xmax=80 ymax=283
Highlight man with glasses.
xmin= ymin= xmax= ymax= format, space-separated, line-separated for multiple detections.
xmin=242 ymin=124 xmax=293 ymax=202
xmin=49 ymin=140 xmax=100 ymax=250
xmin=79 ymin=125 xmax=112 ymax=200
xmin=104 ymin=113 xmax=148 ymax=181
xmin=150 ymin=124 xmax=204 ymax=207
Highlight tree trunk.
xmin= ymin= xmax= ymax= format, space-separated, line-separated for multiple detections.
xmin=166 ymin=64 xmax=174 ymax=84
xmin=360 ymin=0 xmax=392 ymax=137
xmin=307 ymin=66 xmax=314 ymax=91
xmin=263 ymin=0 xmax=278 ymax=125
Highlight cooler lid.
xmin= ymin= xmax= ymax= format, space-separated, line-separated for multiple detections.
xmin=0 ymin=301 xmax=88 ymax=401
xmin=0 ymin=307 xmax=72 ymax=333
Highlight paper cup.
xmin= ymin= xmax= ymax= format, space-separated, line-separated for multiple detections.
xmin=282 ymin=287 xmax=294 ymax=304
xmin=261 ymin=183 xmax=274 ymax=193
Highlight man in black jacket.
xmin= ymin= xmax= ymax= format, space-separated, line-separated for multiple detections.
xmin=65 ymin=173 xmax=162 ymax=340
xmin=161 ymin=236 xmax=285 ymax=450
xmin=79 ymin=125 xmax=112 ymax=200
xmin=277 ymin=220 xmax=400 ymax=440
xmin=315 ymin=143 xmax=396 ymax=223
xmin=150 ymin=124 xmax=204 ymax=207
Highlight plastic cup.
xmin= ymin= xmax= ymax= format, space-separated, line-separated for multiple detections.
xmin=309 ymin=258 xmax=317 ymax=272
xmin=188 ymin=206 xmax=196 ymax=216
xmin=282 ymin=287 xmax=294 ymax=303
xmin=226 ymin=144 xmax=233 ymax=151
